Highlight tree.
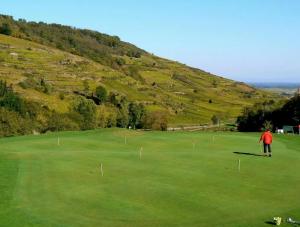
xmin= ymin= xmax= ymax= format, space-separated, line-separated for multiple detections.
xmin=116 ymin=108 xmax=129 ymax=128
xmin=115 ymin=57 xmax=126 ymax=66
xmin=0 ymin=108 xmax=32 ymax=137
xmin=128 ymin=102 xmax=145 ymax=129
xmin=108 ymin=92 xmax=118 ymax=106
xmin=143 ymin=111 xmax=168 ymax=131
xmin=46 ymin=111 xmax=80 ymax=132
xmin=0 ymin=91 xmax=25 ymax=115
xmin=236 ymin=98 xmax=300 ymax=132
xmin=70 ymin=97 xmax=96 ymax=130
xmin=95 ymin=85 xmax=107 ymax=103
xmin=0 ymin=23 xmax=12 ymax=35
xmin=211 ymin=115 xmax=220 ymax=125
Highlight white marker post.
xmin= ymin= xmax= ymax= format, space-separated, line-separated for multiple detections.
xmin=238 ymin=159 xmax=241 ymax=172
xmin=100 ymin=163 xmax=104 ymax=177
xmin=139 ymin=147 xmax=143 ymax=160
xmin=57 ymin=137 xmax=60 ymax=146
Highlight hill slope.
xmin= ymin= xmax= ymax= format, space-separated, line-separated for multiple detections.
xmin=0 ymin=15 xmax=278 ymax=126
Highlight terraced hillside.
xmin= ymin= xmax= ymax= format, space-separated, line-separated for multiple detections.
xmin=0 ymin=17 xmax=278 ymax=126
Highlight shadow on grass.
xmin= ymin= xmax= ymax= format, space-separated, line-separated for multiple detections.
xmin=233 ymin=152 xmax=265 ymax=157
xmin=265 ymin=221 xmax=276 ymax=225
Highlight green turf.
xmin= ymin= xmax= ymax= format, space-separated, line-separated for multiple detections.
xmin=1 ymin=129 xmax=300 ymax=226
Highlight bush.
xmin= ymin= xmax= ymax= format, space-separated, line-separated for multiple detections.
xmin=0 ymin=108 xmax=32 ymax=137
xmin=59 ymin=92 xmax=65 ymax=100
xmin=0 ymin=23 xmax=12 ymax=35
xmin=70 ymin=96 xmax=96 ymax=130
xmin=95 ymin=85 xmax=107 ymax=103
xmin=115 ymin=57 xmax=126 ymax=66
xmin=46 ymin=112 xmax=80 ymax=132
xmin=0 ymin=91 xmax=25 ymax=115
xmin=128 ymin=102 xmax=145 ymax=129
xmin=143 ymin=111 xmax=168 ymax=131
xmin=211 ymin=115 xmax=220 ymax=125
xmin=116 ymin=108 xmax=129 ymax=128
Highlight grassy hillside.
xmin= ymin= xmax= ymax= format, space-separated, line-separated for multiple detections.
xmin=0 ymin=34 xmax=277 ymax=126
xmin=1 ymin=129 xmax=299 ymax=226
xmin=0 ymin=15 xmax=279 ymax=126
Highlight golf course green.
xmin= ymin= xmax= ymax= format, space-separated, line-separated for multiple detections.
xmin=1 ymin=129 xmax=299 ymax=227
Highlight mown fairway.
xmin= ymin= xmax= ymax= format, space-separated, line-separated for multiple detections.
xmin=0 ymin=129 xmax=300 ymax=227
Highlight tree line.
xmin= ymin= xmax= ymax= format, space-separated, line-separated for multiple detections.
xmin=0 ymin=80 xmax=168 ymax=137
xmin=0 ymin=14 xmax=143 ymax=69
xmin=237 ymin=95 xmax=300 ymax=132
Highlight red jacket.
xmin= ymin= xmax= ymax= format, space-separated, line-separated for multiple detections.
xmin=260 ymin=131 xmax=273 ymax=144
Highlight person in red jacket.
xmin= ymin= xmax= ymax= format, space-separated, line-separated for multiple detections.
xmin=259 ymin=129 xmax=273 ymax=157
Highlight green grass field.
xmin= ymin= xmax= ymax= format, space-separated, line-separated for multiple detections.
xmin=1 ymin=129 xmax=300 ymax=226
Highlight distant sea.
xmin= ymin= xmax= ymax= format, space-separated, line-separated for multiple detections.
xmin=248 ymin=82 xmax=299 ymax=97
xmin=249 ymin=82 xmax=300 ymax=89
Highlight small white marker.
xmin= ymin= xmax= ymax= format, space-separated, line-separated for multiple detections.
xmin=100 ymin=163 xmax=104 ymax=177
xmin=139 ymin=147 xmax=143 ymax=160
xmin=238 ymin=159 xmax=241 ymax=172
xmin=57 ymin=137 xmax=60 ymax=146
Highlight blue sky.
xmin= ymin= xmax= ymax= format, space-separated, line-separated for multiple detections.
xmin=1 ymin=0 xmax=300 ymax=83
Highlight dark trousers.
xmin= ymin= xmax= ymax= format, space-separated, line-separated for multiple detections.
xmin=264 ymin=143 xmax=272 ymax=153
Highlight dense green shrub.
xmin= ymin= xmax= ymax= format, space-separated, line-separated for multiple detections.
xmin=116 ymin=108 xmax=129 ymax=128
xmin=0 ymin=90 xmax=25 ymax=115
xmin=211 ymin=115 xmax=220 ymax=125
xmin=70 ymin=96 xmax=97 ymax=130
xmin=143 ymin=111 xmax=168 ymax=131
xmin=46 ymin=112 xmax=80 ymax=132
xmin=96 ymin=105 xmax=117 ymax=128
xmin=95 ymin=85 xmax=107 ymax=103
xmin=128 ymin=102 xmax=145 ymax=129
xmin=0 ymin=108 xmax=32 ymax=137
xmin=0 ymin=23 xmax=12 ymax=35
xmin=59 ymin=92 xmax=65 ymax=100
